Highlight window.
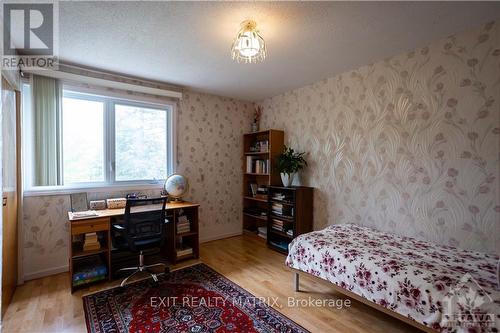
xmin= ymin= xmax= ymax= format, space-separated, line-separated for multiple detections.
xmin=23 ymin=83 xmax=175 ymax=189
xmin=114 ymin=103 xmax=168 ymax=181
xmin=62 ymin=95 xmax=105 ymax=183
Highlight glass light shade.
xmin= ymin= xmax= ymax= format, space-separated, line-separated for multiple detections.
xmin=231 ymin=20 xmax=266 ymax=63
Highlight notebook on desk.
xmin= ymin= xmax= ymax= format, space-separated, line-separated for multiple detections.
xmin=70 ymin=210 xmax=99 ymax=219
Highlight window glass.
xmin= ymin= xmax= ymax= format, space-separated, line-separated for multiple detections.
xmin=115 ymin=103 xmax=167 ymax=181
xmin=62 ymin=96 xmax=105 ymax=183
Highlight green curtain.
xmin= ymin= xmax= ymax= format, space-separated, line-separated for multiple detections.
xmin=33 ymin=74 xmax=61 ymax=186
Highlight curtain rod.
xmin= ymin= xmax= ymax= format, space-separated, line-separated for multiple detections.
xmin=22 ymin=69 xmax=183 ymax=100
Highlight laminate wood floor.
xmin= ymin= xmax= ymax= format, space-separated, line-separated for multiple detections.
xmin=1 ymin=235 xmax=422 ymax=333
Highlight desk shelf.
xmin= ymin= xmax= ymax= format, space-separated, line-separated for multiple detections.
xmin=176 ymin=253 xmax=196 ymax=261
xmin=69 ymin=219 xmax=111 ymax=293
xmin=177 ymin=231 xmax=197 ymax=237
xmin=171 ymin=206 xmax=200 ymax=264
xmin=72 ymin=247 xmax=109 ymax=259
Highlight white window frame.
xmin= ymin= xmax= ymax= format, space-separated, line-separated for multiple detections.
xmin=23 ymin=84 xmax=177 ymax=195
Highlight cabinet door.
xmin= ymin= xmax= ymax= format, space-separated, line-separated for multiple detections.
xmin=2 ymin=77 xmax=18 ymax=317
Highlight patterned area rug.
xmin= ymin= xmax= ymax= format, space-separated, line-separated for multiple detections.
xmin=83 ymin=263 xmax=308 ymax=333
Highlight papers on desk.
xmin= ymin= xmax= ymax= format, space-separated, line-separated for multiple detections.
xmin=71 ymin=210 xmax=99 ymax=219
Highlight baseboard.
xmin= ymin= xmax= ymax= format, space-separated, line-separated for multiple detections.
xmin=200 ymin=230 xmax=242 ymax=243
xmin=23 ymin=265 xmax=69 ymax=281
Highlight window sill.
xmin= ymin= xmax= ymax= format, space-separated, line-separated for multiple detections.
xmin=23 ymin=182 xmax=165 ymax=197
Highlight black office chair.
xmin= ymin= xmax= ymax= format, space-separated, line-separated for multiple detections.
xmin=112 ymin=197 xmax=169 ymax=287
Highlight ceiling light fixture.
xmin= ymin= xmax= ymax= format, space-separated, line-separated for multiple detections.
xmin=231 ymin=20 xmax=266 ymax=64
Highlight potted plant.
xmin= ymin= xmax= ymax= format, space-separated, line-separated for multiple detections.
xmin=276 ymin=146 xmax=307 ymax=187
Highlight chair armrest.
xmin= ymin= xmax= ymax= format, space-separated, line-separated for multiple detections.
xmin=113 ymin=224 xmax=125 ymax=230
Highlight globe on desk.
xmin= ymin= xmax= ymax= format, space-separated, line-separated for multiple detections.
xmin=164 ymin=174 xmax=188 ymax=202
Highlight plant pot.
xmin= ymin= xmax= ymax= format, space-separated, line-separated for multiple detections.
xmin=280 ymin=172 xmax=296 ymax=187
xmin=251 ymin=122 xmax=259 ymax=132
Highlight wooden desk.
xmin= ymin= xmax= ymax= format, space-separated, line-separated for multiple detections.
xmin=68 ymin=201 xmax=199 ymax=292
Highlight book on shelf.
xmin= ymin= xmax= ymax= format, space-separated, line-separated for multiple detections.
xmin=249 ymin=183 xmax=258 ymax=197
xmin=254 ymin=194 xmax=267 ymax=200
xmin=271 ymin=218 xmax=285 ymax=232
xmin=257 ymin=187 xmax=268 ymax=195
xmin=259 ymin=140 xmax=269 ymax=152
xmin=246 ymin=157 xmax=270 ymax=174
xmin=257 ymin=226 xmax=267 ymax=239
xmin=71 ymin=210 xmax=98 ymax=219
xmin=72 ymin=256 xmax=107 ymax=285
xmin=177 ymin=227 xmax=190 ymax=233
xmin=177 ymin=246 xmax=193 ymax=257
xmin=249 ymin=140 xmax=269 ymax=153
xmin=247 ymin=184 xmax=266 ymax=199
xmin=177 ymin=216 xmax=190 ymax=231
xmin=177 ymin=225 xmax=191 ymax=233
xmin=272 ymin=203 xmax=294 ymax=217
xmin=269 ymin=240 xmax=289 ymax=251
xmin=272 ymin=194 xmax=287 ymax=201
xmin=246 ymin=156 xmax=254 ymax=173
xmin=83 ymin=232 xmax=101 ymax=251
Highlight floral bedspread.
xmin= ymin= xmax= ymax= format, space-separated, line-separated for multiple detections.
xmin=286 ymin=224 xmax=500 ymax=332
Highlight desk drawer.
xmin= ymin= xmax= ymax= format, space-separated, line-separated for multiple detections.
xmin=71 ymin=218 xmax=109 ymax=235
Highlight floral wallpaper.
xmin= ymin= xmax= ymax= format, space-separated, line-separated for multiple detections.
xmin=22 ymin=90 xmax=253 ymax=279
xmin=176 ymin=91 xmax=253 ymax=240
xmin=260 ymin=21 xmax=500 ymax=255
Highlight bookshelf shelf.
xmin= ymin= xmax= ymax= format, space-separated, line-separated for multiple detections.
xmin=242 ymin=130 xmax=284 ymax=236
xmin=270 ymin=214 xmax=295 ymax=221
xmin=243 ymin=212 xmax=268 ymax=221
xmin=269 ymin=228 xmax=293 ymax=239
xmin=268 ymin=242 xmax=289 ymax=254
xmin=270 ymin=199 xmax=295 ymax=206
xmin=176 ymin=231 xmax=197 ymax=237
xmin=244 ymin=151 xmax=270 ymax=155
xmin=176 ymin=253 xmax=196 ymax=261
xmin=244 ymin=196 xmax=268 ymax=203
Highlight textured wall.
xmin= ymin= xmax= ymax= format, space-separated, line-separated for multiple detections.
xmin=176 ymin=91 xmax=253 ymax=240
xmin=22 ymin=90 xmax=253 ymax=279
xmin=259 ymin=21 xmax=500 ymax=254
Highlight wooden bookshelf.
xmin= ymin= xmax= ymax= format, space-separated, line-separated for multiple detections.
xmin=242 ymin=129 xmax=284 ymax=238
xmin=267 ymin=186 xmax=313 ymax=254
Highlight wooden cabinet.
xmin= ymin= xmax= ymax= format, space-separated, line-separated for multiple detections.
xmin=267 ymin=186 xmax=313 ymax=254
xmin=1 ymin=78 xmax=19 ymax=316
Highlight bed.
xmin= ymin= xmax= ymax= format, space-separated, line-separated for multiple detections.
xmin=286 ymin=224 xmax=500 ymax=333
